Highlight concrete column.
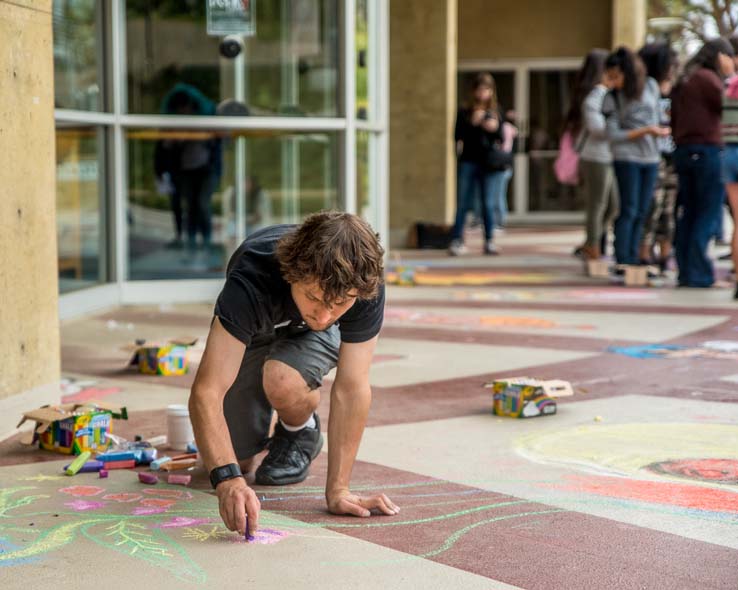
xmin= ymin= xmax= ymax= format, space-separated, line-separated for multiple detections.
xmin=612 ymin=0 xmax=647 ymax=48
xmin=388 ymin=0 xmax=457 ymax=248
xmin=0 ymin=0 xmax=61 ymax=439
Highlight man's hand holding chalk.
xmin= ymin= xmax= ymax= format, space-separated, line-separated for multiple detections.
xmin=215 ymin=477 xmax=260 ymax=537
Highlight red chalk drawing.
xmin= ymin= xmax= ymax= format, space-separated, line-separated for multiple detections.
xmin=102 ymin=492 xmax=142 ymax=503
xmin=548 ymin=474 xmax=738 ymax=513
xmin=140 ymin=498 xmax=177 ymax=509
xmin=142 ymin=488 xmax=192 ymax=500
xmin=645 ymin=458 xmax=738 ymax=485
xmin=59 ymin=485 xmax=105 ymax=497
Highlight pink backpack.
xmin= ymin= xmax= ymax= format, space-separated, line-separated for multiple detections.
xmin=554 ymin=130 xmax=581 ymax=186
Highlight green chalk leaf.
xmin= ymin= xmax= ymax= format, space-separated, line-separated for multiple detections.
xmin=0 ymin=487 xmax=50 ymax=518
xmin=82 ymin=520 xmax=207 ymax=584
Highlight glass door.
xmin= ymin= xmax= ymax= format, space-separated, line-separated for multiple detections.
xmin=527 ymin=69 xmax=579 ymax=212
xmin=458 ymin=60 xmax=581 ymax=220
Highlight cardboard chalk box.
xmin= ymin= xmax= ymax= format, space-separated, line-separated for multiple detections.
xmin=128 ymin=338 xmax=197 ymax=376
xmin=17 ymin=401 xmax=128 ymax=455
xmin=486 ymin=378 xmax=573 ymax=419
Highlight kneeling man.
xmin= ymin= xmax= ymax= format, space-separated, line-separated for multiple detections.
xmin=189 ymin=211 xmax=399 ymax=537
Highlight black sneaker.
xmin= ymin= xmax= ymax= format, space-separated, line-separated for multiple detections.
xmin=254 ymin=413 xmax=323 ymax=485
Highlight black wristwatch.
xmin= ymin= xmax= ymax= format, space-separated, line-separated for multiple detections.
xmin=209 ymin=463 xmax=243 ymax=489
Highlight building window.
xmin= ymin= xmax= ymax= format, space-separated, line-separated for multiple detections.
xmin=127 ymin=128 xmax=339 ymax=280
xmin=125 ymin=1 xmax=339 ymax=117
xmin=56 ymin=125 xmax=106 ymax=292
xmin=53 ymin=0 xmax=105 ymax=111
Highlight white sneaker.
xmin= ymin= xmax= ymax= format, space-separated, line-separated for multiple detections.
xmin=448 ymin=240 xmax=467 ymax=256
xmin=484 ymin=240 xmax=500 ymax=255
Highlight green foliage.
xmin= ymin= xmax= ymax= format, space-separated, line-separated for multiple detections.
xmin=649 ymin=0 xmax=738 ymax=41
xmin=0 ymin=488 xmax=49 ymax=518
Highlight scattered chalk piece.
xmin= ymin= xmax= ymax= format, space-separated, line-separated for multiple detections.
xmin=65 ymin=451 xmax=92 ymax=476
xmin=138 ymin=472 xmax=159 ymax=485
xmin=167 ymin=474 xmax=191 ymax=486
xmin=594 ymin=415 xmax=603 ymax=422
xmin=99 ymin=469 xmax=108 ymax=478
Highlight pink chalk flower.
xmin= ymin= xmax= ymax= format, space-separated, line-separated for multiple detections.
xmin=65 ymin=499 xmax=105 ymax=511
xmin=132 ymin=506 xmax=168 ymax=515
xmin=155 ymin=517 xmax=215 ymax=529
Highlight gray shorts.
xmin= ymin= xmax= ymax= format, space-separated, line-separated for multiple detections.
xmin=223 ymin=325 xmax=340 ymax=459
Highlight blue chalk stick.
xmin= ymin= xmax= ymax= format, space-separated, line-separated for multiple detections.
xmin=186 ymin=442 xmax=198 ymax=454
xmin=138 ymin=448 xmax=158 ymax=465
xmin=150 ymin=456 xmax=172 ymax=471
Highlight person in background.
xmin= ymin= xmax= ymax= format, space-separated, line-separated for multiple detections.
xmin=721 ymin=36 xmax=738 ymax=298
xmin=637 ymin=43 xmax=680 ymax=274
xmin=671 ymin=38 xmax=735 ymax=288
xmin=565 ymin=48 xmax=618 ymax=261
xmin=449 ymin=73 xmax=506 ymax=256
xmin=603 ymin=47 xmax=669 ymax=268
xmin=491 ymin=109 xmax=518 ymax=231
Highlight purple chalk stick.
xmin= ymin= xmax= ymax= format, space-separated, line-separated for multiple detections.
xmin=63 ymin=460 xmax=104 ymax=474
xmin=99 ymin=469 xmax=108 ymax=478
xmin=138 ymin=472 xmax=158 ymax=485
xmin=245 ymin=515 xmax=254 ymax=542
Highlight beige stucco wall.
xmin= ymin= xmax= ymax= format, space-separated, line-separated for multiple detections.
xmin=459 ymin=0 xmax=613 ymax=60
xmin=0 ymin=0 xmax=60 ymax=436
xmin=612 ymin=0 xmax=647 ymax=48
xmin=389 ymin=0 xmax=457 ymax=247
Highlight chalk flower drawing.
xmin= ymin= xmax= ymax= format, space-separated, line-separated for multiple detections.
xmin=0 ymin=483 xmax=226 ymax=583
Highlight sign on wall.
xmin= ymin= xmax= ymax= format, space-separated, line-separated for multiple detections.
xmin=206 ymin=0 xmax=256 ymax=37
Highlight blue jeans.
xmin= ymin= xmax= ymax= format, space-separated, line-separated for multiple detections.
xmin=612 ymin=161 xmax=659 ymax=264
xmin=492 ymin=167 xmax=513 ymax=227
xmin=452 ymin=161 xmax=502 ymax=241
xmin=673 ymin=144 xmax=725 ymax=287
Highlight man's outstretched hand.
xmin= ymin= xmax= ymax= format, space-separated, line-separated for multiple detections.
xmin=216 ymin=477 xmax=260 ymax=536
xmin=327 ymin=488 xmax=400 ymax=518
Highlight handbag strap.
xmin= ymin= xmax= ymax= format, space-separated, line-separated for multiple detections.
xmin=574 ymin=129 xmax=589 ymax=153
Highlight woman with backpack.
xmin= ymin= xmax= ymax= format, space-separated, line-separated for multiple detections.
xmin=672 ymin=38 xmax=736 ymax=288
xmin=562 ymin=48 xmax=618 ymax=261
xmin=449 ymin=73 xmax=509 ymax=256
xmin=603 ymin=46 xmax=669 ymax=268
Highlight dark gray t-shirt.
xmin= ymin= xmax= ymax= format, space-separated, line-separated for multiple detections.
xmin=214 ymin=225 xmax=385 ymax=347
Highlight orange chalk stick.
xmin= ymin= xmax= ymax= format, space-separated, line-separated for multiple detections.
xmin=159 ymin=459 xmax=197 ymax=471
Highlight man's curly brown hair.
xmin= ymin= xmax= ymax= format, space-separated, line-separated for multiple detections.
xmin=276 ymin=211 xmax=384 ymax=303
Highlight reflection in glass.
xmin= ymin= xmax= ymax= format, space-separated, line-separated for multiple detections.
xmin=528 ymin=70 xmax=581 ymax=212
xmin=53 ymin=0 xmax=104 ymax=111
xmin=126 ymin=1 xmax=338 ymax=117
xmin=357 ymin=130 xmax=376 ymax=226
xmin=127 ymin=129 xmax=339 ymax=280
xmin=356 ymin=0 xmax=369 ymax=119
xmin=56 ymin=126 xmax=105 ymax=292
